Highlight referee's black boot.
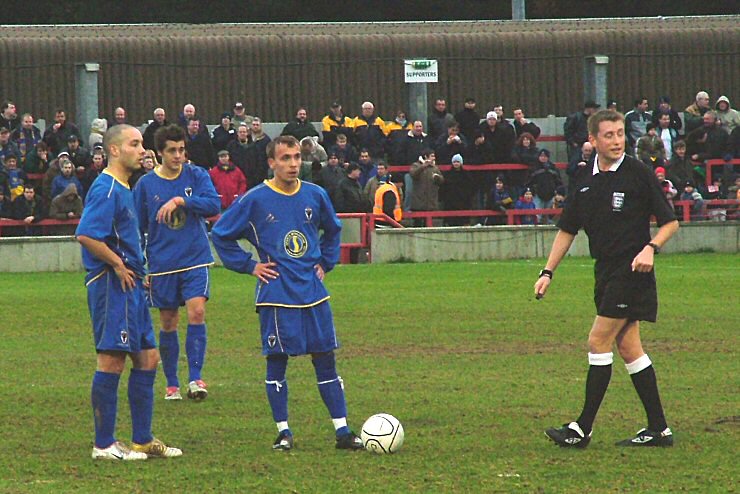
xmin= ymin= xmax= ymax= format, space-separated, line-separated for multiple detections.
xmin=616 ymin=427 xmax=673 ymax=447
xmin=545 ymin=421 xmax=591 ymax=449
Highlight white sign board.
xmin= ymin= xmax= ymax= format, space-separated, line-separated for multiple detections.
xmin=404 ymin=59 xmax=438 ymax=83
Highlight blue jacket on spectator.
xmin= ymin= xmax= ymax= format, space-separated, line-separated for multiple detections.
xmin=51 ymin=173 xmax=83 ymax=200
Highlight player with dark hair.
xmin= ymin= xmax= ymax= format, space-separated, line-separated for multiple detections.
xmin=535 ymin=110 xmax=679 ymax=448
xmin=133 ymin=124 xmax=221 ymax=401
xmin=76 ymin=124 xmax=182 ymax=460
xmin=211 ymin=134 xmax=364 ymax=451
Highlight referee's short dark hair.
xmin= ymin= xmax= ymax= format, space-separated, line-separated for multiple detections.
xmin=154 ymin=124 xmax=187 ymax=152
xmin=267 ymin=135 xmax=299 ymax=159
xmin=587 ymin=110 xmax=625 ymax=138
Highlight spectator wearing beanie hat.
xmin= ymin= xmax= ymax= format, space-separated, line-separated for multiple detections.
xmin=441 ymin=153 xmax=474 ymax=226
xmin=637 ymin=122 xmax=666 ymax=166
xmin=655 ymin=166 xmax=677 ymax=206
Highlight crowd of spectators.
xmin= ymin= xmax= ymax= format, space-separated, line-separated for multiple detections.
xmin=1 ymin=91 xmax=738 ymax=234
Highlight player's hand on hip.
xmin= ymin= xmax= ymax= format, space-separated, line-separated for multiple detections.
xmin=113 ymin=264 xmax=136 ymax=291
xmin=534 ymin=276 xmax=550 ymax=299
xmin=314 ymin=264 xmax=325 ymax=281
xmin=252 ymin=262 xmax=279 ymax=283
xmin=631 ymin=248 xmax=654 ymax=272
xmin=156 ymin=197 xmax=184 ymax=224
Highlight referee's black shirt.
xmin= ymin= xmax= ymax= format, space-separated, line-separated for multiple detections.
xmin=557 ymin=154 xmax=676 ymax=261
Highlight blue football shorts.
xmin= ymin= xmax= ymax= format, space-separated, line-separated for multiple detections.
xmin=257 ymin=301 xmax=338 ymax=356
xmin=147 ymin=266 xmax=210 ymax=309
xmin=86 ymin=270 xmax=156 ymax=353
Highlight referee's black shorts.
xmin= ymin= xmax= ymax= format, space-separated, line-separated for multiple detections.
xmin=594 ymin=257 xmax=658 ymax=322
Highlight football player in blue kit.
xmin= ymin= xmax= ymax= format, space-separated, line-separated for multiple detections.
xmin=212 ymin=135 xmax=364 ymax=451
xmin=76 ymin=124 xmax=182 ymax=460
xmin=133 ymin=124 xmax=220 ymax=401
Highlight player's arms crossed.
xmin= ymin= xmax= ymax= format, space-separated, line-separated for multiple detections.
xmin=76 ymin=235 xmax=135 ymax=291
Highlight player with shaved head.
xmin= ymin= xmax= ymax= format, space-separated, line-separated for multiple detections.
xmin=76 ymin=125 xmax=182 ymax=460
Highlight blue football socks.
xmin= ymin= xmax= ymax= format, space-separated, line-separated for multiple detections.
xmin=159 ymin=330 xmax=180 ymax=388
xmin=312 ymin=352 xmax=348 ymax=430
xmin=91 ymin=371 xmax=120 ymax=448
xmin=186 ymin=323 xmax=207 ymax=382
xmin=265 ymin=355 xmax=289 ymax=423
xmin=128 ymin=368 xmax=156 ymax=445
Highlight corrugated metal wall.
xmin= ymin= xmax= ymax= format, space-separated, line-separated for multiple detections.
xmin=0 ymin=17 xmax=737 ymax=127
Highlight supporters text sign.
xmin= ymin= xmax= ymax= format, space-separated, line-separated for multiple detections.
xmin=404 ymin=59 xmax=438 ymax=83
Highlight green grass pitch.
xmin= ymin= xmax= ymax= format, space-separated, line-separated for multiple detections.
xmin=1 ymin=254 xmax=737 ymax=493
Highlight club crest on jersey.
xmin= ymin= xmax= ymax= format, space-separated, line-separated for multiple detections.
xmin=284 ymin=230 xmax=308 ymax=258
xmin=184 ymin=187 xmax=193 ymax=197
xmin=612 ymin=192 xmax=625 ymax=212
xmin=167 ymin=207 xmax=187 ymax=230
xmin=120 ymin=330 xmax=128 ymax=344
xmin=305 ymin=207 xmax=313 ymax=222
xmin=267 ymin=334 xmax=277 ymax=348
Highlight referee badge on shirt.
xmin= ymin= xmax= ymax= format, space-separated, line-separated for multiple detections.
xmin=612 ymin=192 xmax=625 ymax=212
xmin=184 ymin=187 xmax=193 ymax=197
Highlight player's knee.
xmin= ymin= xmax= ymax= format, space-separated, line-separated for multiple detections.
xmin=159 ymin=310 xmax=179 ymax=330
xmin=266 ymin=354 xmax=288 ymax=380
xmin=311 ymin=351 xmax=337 ymax=380
xmin=187 ymin=304 xmax=206 ymax=324
xmin=616 ymin=339 xmax=644 ymax=363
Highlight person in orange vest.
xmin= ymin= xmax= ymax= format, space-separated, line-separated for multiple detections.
xmin=372 ymin=173 xmax=402 ymax=225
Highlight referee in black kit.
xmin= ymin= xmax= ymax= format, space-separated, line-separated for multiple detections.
xmin=534 ymin=109 xmax=679 ymax=448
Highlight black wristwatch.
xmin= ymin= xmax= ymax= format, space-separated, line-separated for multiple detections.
xmin=647 ymin=242 xmax=661 ymax=254
xmin=538 ymin=269 xmax=553 ymax=279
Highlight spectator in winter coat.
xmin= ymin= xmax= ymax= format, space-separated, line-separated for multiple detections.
xmin=300 ymin=136 xmax=328 ymax=169
xmin=335 ymin=163 xmax=371 ymax=213
xmin=356 ymin=149 xmax=378 ymax=189
xmin=654 ymin=167 xmax=677 ymax=208
xmin=23 ymin=141 xmax=50 ymax=174
xmin=143 ymin=108 xmax=167 ymax=151
xmin=441 ymin=154 xmax=473 ymax=226
xmin=0 ymin=126 xmax=20 ymax=165
xmin=476 ymin=111 xmax=516 ymax=164
xmin=401 ymin=120 xmax=433 ymax=166
xmin=320 ymin=153 xmax=346 ymax=208
xmin=655 ymin=112 xmax=679 ymax=161
xmin=680 ymin=180 xmax=705 ymax=220
xmin=686 ymin=111 xmax=729 ymax=163
xmin=209 ymin=150 xmax=247 ymax=210
xmin=684 ymin=91 xmax=711 ymax=134
xmin=82 ymin=148 xmax=106 ymax=194
xmin=512 ymin=108 xmax=541 ymax=139
xmin=510 ymin=132 xmax=540 ymax=191
xmin=63 ymin=134 xmax=92 ymax=173
xmin=185 ymin=119 xmax=216 ymax=169
xmin=454 ymin=98 xmax=481 ymax=143
xmin=11 ymin=184 xmax=44 ymax=226
xmin=714 ymin=96 xmax=740 ymax=135
xmin=636 ymin=123 xmax=666 ymax=167
xmin=409 ymin=150 xmax=444 ymax=221
xmin=328 ymin=133 xmax=359 ymax=166
xmin=51 ymin=159 xmax=83 ymax=200
xmin=321 ymin=101 xmax=353 ymax=150
xmin=625 ymin=97 xmax=651 ymax=153
xmin=514 ymin=188 xmax=537 ymax=225
xmin=42 ymin=108 xmax=82 ymax=155
xmin=352 ymin=102 xmax=387 ymax=159
xmin=528 ymin=149 xmax=562 ymax=223
xmin=3 ymin=155 xmax=27 ymax=201
xmin=48 ymin=183 xmax=83 ymax=220
xmin=650 ymin=96 xmax=682 ymax=134
xmin=10 ymin=113 xmax=42 ymax=162
xmin=428 ymin=98 xmax=455 ymax=143
xmin=564 ymin=101 xmax=599 ymax=161
xmin=665 ymin=140 xmax=695 ymax=186
xmin=281 ymin=107 xmax=319 ymax=142
xmin=384 ymin=110 xmax=413 ymax=165
xmin=88 ymin=118 xmax=108 ymax=150
xmin=435 ymin=122 xmax=469 ymax=165
xmin=211 ymin=112 xmax=236 ymax=153
xmin=486 ymin=175 xmax=514 ymax=225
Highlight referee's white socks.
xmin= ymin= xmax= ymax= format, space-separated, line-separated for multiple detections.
xmin=625 ymin=354 xmax=652 ymax=374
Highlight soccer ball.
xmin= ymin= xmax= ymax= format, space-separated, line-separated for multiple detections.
xmin=360 ymin=413 xmax=404 ymax=454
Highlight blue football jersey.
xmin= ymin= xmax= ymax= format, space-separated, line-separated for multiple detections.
xmin=76 ymin=170 xmax=146 ymax=282
xmin=211 ymin=180 xmax=342 ymax=307
xmin=133 ymin=164 xmax=221 ymax=275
